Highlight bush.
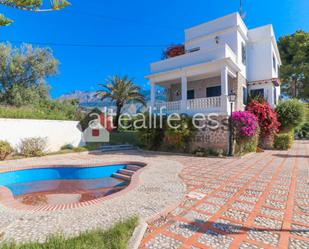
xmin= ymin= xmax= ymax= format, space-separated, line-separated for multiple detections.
xmin=276 ymin=99 xmax=305 ymax=131
xmin=231 ymin=111 xmax=259 ymax=155
xmin=72 ymin=147 xmax=88 ymax=152
xmin=235 ymin=136 xmax=258 ymax=156
xmin=194 ymin=147 xmax=223 ymax=157
xmin=0 ymin=141 xmax=13 ymax=160
xmin=0 ymin=99 xmax=81 ymax=121
xmin=61 ymin=144 xmax=74 ymax=150
xmin=162 ymin=116 xmax=195 ymax=152
xmin=295 ymin=122 xmax=309 ymax=139
xmin=18 ymin=137 xmax=47 ymax=157
xmin=138 ymin=114 xmax=166 ymax=150
xmin=138 ymin=114 xmax=196 ymax=152
xmin=274 ymin=131 xmax=294 ymax=150
xmin=246 ymin=100 xmax=280 ymax=136
xmin=232 ymin=111 xmax=259 ymax=138
xmin=110 ymin=131 xmax=140 ymax=146
xmin=2 ymin=83 xmax=49 ymax=107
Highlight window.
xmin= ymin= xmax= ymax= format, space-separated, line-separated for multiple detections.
xmin=187 ymin=90 xmax=195 ymax=100
xmin=206 ymin=86 xmax=221 ymax=97
xmin=273 ymin=54 xmax=276 ymax=71
xmin=92 ymin=129 xmax=100 ymax=137
xmin=250 ymin=89 xmax=264 ymax=99
xmin=243 ymin=87 xmax=248 ymax=105
xmin=274 ymin=87 xmax=277 ymax=105
xmin=241 ymin=42 xmax=246 ymax=65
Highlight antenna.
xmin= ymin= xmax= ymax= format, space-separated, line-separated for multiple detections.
xmin=239 ymin=0 xmax=247 ymax=19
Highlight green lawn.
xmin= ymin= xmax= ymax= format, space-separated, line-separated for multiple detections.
xmin=0 ymin=218 xmax=138 ymax=249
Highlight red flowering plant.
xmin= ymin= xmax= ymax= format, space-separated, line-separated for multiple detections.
xmin=246 ymin=100 xmax=280 ymax=149
xmin=162 ymin=44 xmax=185 ymax=59
xmin=246 ymin=100 xmax=280 ymax=137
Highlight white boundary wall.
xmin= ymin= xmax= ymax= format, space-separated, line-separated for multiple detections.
xmin=0 ymin=118 xmax=85 ymax=152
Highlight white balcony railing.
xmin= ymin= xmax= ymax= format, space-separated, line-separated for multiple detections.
xmin=155 ymin=100 xmax=181 ymax=112
xmin=154 ymin=97 xmax=221 ymax=113
xmin=151 ymin=43 xmax=237 ymax=74
xmin=187 ymin=97 xmax=221 ymax=111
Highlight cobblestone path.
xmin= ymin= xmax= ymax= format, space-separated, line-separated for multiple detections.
xmin=140 ymin=140 xmax=309 ymax=249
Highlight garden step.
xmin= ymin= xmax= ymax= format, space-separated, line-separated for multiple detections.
xmin=126 ymin=165 xmax=143 ymax=171
xmin=100 ymin=144 xmax=137 ymax=152
xmin=118 ymin=169 xmax=135 ymax=176
xmin=112 ymin=173 xmax=131 ymax=181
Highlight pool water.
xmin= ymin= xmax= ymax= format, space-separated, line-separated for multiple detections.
xmin=0 ymin=164 xmax=130 ymax=206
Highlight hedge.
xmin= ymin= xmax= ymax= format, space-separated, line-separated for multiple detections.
xmin=274 ymin=131 xmax=294 ymax=150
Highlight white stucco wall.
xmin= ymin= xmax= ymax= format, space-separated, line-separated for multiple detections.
xmin=248 ymin=82 xmax=277 ymax=107
xmin=0 ymin=119 xmax=85 ymax=152
xmin=247 ymin=25 xmax=281 ymax=82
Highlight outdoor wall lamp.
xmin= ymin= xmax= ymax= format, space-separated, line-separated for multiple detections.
xmin=228 ymin=90 xmax=237 ymax=102
xmin=228 ymin=90 xmax=237 ymax=157
xmin=215 ymin=36 xmax=220 ymax=44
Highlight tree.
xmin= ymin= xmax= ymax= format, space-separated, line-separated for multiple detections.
xmin=95 ymin=76 xmax=146 ymax=129
xmin=0 ymin=43 xmax=58 ymax=106
xmin=278 ymin=31 xmax=309 ymax=100
xmin=0 ymin=0 xmax=71 ymax=26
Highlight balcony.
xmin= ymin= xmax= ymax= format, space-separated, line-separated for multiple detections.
xmin=154 ymin=96 xmax=222 ymax=114
xmin=151 ymin=44 xmax=237 ymax=74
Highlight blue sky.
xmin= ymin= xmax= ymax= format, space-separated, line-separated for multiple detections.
xmin=0 ymin=0 xmax=308 ymax=98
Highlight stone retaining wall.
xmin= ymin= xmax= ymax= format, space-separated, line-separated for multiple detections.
xmin=190 ymin=115 xmax=230 ymax=154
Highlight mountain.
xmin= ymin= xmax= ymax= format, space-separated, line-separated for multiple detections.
xmin=58 ymin=89 xmax=167 ymax=114
xmin=58 ymin=88 xmax=167 ymax=114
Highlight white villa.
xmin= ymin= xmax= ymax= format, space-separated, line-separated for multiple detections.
xmin=146 ymin=12 xmax=281 ymax=115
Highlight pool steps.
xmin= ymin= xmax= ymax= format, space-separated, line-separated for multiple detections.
xmin=112 ymin=164 xmax=144 ymax=181
xmin=118 ymin=169 xmax=135 ymax=176
xmin=126 ymin=165 xmax=143 ymax=171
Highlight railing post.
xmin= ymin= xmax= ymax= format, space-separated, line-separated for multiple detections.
xmin=181 ymin=75 xmax=187 ymax=113
xmin=221 ymin=66 xmax=229 ymax=114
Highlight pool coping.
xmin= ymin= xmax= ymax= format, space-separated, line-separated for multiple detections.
xmin=0 ymin=161 xmax=147 ymax=211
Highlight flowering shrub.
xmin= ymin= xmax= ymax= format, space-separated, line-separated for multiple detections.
xmin=162 ymin=44 xmax=185 ymax=59
xmin=232 ymin=111 xmax=258 ymax=138
xmin=246 ymin=100 xmax=280 ymax=137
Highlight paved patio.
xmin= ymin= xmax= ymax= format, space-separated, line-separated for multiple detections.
xmin=0 ymin=141 xmax=308 ymax=247
xmin=140 ymin=140 xmax=309 ymax=249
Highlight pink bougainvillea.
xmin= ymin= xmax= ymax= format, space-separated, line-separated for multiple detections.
xmin=232 ymin=111 xmax=259 ymax=138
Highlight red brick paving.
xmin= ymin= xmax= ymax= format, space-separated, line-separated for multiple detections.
xmin=140 ymin=140 xmax=309 ymax=249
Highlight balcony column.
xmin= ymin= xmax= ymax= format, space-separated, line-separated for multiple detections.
xmin=150 ymin=81 xmax=156 ymax=110
xmin=181 ymin=75 xmax=187 ymax=112
xmin=221 ymin=65 xmax=229 ymax=114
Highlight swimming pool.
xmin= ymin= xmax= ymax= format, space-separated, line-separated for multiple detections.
xmin=0 ymin=163 xmax=144 ymax=208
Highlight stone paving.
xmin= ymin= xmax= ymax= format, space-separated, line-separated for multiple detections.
xmin=0 ymin=140 xmax=308 ymax=248
xmin=140 ymin=140 xmax=309 ymax=249
xmin=0 ymin=153 xmax=186 ymax=243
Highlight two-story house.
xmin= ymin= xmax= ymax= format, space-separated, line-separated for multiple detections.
xmin=146 ymin=12 xmax=281 ymax=116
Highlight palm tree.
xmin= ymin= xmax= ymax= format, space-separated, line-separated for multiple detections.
xmin=95 ymin=76 xmax=146 ymax=129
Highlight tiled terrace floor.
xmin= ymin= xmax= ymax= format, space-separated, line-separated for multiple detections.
xmin=140 ymin=140 xmax=309 ymax=249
